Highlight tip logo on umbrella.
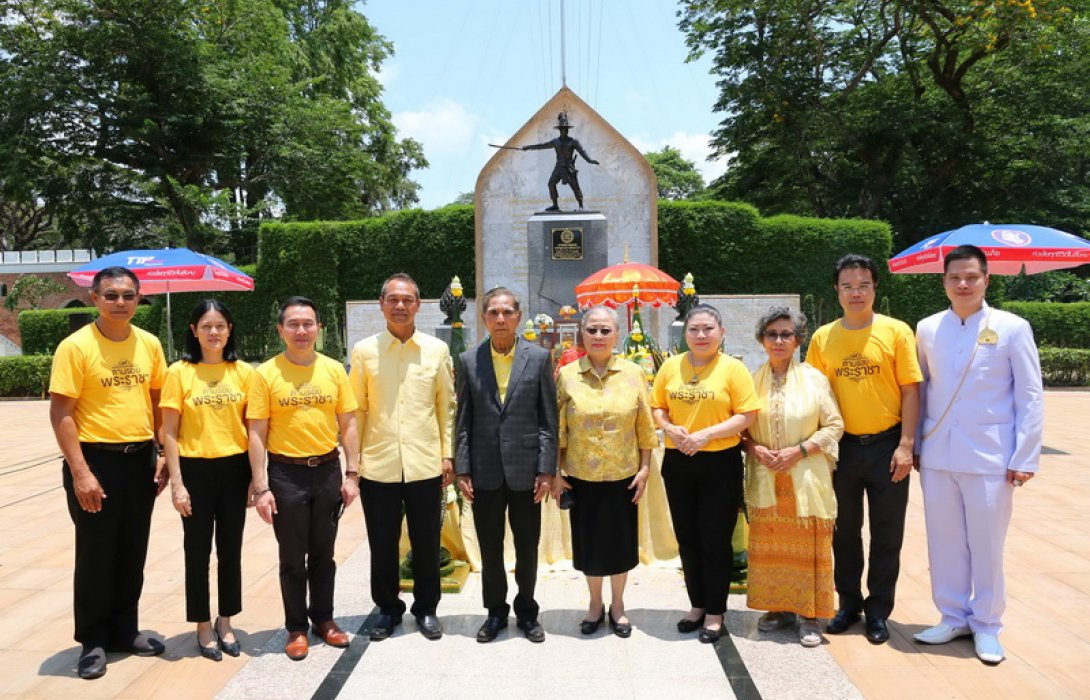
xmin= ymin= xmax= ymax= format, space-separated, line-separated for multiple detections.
xmin=991 ymin=229 xmax=1033 ymax=247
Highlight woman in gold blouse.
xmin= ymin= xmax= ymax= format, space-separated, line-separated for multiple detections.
xmin=741 ymin=307 xmax=843 ymax=647
xmin=554 ymin=305 xmax=658 ymax=638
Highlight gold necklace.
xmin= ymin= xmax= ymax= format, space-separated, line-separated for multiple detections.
xmin=687 ymin=352 xmax=715 ymax=384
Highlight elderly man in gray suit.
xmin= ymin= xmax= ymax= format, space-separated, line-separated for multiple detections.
xmin=455 ymin=286 xmax=558 ymax=643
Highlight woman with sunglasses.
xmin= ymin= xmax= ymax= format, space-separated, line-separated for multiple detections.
xmin=741 ymin=307 xmax=843 ymax=647
xmin=554 ymin=305 xmax=658 ymax=637
xmin=651 ymin=304 xmax=762 ymax=643
xmin=160 ymin=300 xmax=254 ymax=661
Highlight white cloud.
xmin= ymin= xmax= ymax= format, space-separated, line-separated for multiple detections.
xmin=393 ymin=99 xmax=478 ymax=158
xmin=630 ymin=131 xmax=730 ymax=185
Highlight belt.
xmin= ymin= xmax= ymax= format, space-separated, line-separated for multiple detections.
xmin=84 ymin=441 xmax=152 ymax=454
xmin=268 ymin=448 xmax=340 ymax=467
xmin=842 ymin=425 xmax=901 ymax=445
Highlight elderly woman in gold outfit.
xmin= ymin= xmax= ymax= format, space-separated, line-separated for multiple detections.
xmin=554 ymin=305 xmax=658 ymax=638
xmin=741 ymin=307 xmax=843 ymax=647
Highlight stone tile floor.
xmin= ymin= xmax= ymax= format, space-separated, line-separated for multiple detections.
xmin=1 ymin=392 xmax=1088 ymax=699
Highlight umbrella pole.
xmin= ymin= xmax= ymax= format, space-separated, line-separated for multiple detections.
xmin=166 ymin=286 xmax=173 ymax=360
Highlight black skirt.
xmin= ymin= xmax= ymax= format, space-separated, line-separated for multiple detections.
xmin=568 ymin=475 xmax=639 ymax=576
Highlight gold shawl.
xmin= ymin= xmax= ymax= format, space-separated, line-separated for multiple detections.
xmin=746 ymin=359 xmax=840 ymax=521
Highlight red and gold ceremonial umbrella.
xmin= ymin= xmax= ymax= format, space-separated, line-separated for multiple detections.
xmin=574 ymin=262 xmax=679 ymax=309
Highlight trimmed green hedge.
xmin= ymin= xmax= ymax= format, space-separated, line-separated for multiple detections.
xmin=0 ymin=355 xmax=53 ymax=397
xmin=19 ymin=306 xmax=161 ymax=355
xmin=1001 ymin=302 xmax=1090 ymax=348
xmin=1039 ymin=347 xmax=1090 ymax=387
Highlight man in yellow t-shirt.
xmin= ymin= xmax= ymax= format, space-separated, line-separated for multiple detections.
xmin=805 ymin=254 xmax=922 ymax=644
xmin=349 ymin=273 xmax=455 ymax=642
xmin=248 ymin=296 xmax=360 ymax=661
xmin=48 ymin=267 xmax=168 ymax=680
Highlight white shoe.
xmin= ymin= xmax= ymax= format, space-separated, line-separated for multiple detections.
xmin=974 ymin=632 xmax=1004 ymax=664
xmin=913 ymin=622 xmax=971 ymax=645
xmin=799 ymin=618 xmax=822 ymax=647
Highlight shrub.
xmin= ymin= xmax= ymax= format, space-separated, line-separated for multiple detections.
xmin=0 ymin=355 xmax=53 ymax=397
xmin=1039 ymin=347 xmax=1090 ymax=387
xmin=18 ymin=306 xmax=160 ymax=355
xmin=1001 ymin=302 xmax=1090 ymax=348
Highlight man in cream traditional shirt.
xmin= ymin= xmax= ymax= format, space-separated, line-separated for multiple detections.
xmin=349 ymin=273 xmax=455 ymax=641
xmin=913 ymin=245 xmax=1043 ymax=665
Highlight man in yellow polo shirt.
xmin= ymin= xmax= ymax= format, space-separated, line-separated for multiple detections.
xmin=805 ymin=254 xmax=922 ymax=644
xmin=454 ymin=287 xmax=557 ymax=643
xmin=248 ymin=296 xmax=360 ymax=660
xmin=49 ymin=266 xmax=168 ymax=680
xmin=349 ymin=273 xmax=455 ymax=641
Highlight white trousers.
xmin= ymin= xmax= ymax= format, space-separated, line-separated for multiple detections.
xmin=920 ymin=468 xmax=1014 ymax=636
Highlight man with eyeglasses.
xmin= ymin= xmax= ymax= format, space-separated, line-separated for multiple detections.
xmin=454 ymin=287 xmax=557 ymax=643
xmin=49 ymin=266 xmax=168 ymax=679
xmin=912 ymin=245 xmax=1042 ymax=664
xmin=349 ymin=273 xmax=456 ymax=641
xmin=248 ymin=296 xmax=360 ymax=660
xmin=805 ymin=254 xmax=922 ymax=644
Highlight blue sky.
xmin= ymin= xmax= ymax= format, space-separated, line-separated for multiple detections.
xmin=364 ymin=0 xmax=728 ymax=209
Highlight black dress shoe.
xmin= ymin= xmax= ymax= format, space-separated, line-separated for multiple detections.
xmin=198 ymin=640 xmax=222 ymax=662
xmin=129 ymin=633 xmax=166 ymax=657
xmin=369 ymin=613 xmax=402 ymax=641
xmin=516 ymin=618 xmax=546 ymax=643
xmin=580 ymin=610 xmax=605 ymax=635
xmin=698 ymin=626 xmax=723 ymax=644
xmin=865 ymin=616 xmax=890 ymax=644
xmin=476 ymin=615 xmax=508 ymax=643
xmin=215 ymin=617 xmax=241 ymax=657
xmin=826 ymin=610 xmax=862 ymax=634
xmin=608 ymin=609 xmax=632 ymax=638
xmin=416 ymin=614 xmax=443 ymax=640
xmin=677 ymin=613 xmax=706 ymax=634
xmin=77 ymin=647 xmax=107 ymax=680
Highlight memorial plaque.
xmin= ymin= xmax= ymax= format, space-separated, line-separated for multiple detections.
xmin=551 ymin=227 xmax=584 ymax=260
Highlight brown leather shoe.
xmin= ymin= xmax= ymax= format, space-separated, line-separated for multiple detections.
xmin=312 ymin=620 xmax=350 ymax=648
xmin=284 ymin=631 xmax=308 ymax=660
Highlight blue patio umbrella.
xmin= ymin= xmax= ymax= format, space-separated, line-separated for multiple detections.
xmin=889 ymin=223 xmax=1090 ymax=275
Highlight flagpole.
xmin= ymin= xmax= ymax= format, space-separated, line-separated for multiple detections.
xmin=560 ymin=0 xmax=566 ymax=87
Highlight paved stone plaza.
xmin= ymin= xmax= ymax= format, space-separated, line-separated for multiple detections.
xmin=2 ymin=393 xmax=1089 ymax=699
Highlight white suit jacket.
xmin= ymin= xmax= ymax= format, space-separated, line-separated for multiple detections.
xmin=916 ymin=303 xmax=1043 ymax=475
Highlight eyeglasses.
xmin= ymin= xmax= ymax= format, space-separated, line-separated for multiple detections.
xmin=763 ymin=331 xmax=797 ymax=342
xmin=101 ymin=292 xmax=138 ymax=302
xmin=838 ymin=283 xmax=874 ymax=294
xmin=584 ymin=327 xmax=613 ymax=336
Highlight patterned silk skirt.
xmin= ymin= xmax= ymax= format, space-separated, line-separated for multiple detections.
xmin=747 ymin=472 xmax=835 ymax=619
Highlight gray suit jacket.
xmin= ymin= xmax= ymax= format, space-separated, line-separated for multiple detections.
xmin=455 ymin=338 xmax=558 ymax=491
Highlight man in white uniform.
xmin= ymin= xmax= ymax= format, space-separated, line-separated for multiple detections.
xmin=913 ymin=244 xmax=1043 ymax=665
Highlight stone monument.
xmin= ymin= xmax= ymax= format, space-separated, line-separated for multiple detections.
xmin=474 ymin=87 xmax=657 ymax=333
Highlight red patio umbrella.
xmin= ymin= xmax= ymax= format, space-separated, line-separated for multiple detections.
xmin=574 ymin=262 xmax=679 ymax=309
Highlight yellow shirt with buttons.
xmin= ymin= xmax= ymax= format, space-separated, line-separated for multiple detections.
xmin=349 ymin=329 xmax=455 ymax=483
xmin=490 ymin=343 xmax=515 ymax=404
xmin=557 ymin=355 xmax=659 ymax=482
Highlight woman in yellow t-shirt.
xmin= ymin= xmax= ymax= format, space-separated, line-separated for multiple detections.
xmin=554 ymin=305 xmax=658 ymax=638
xmin=651 ymin=304 xmax=762 ymax=643
xmin=161 ymin=300 xmax=254 ymax=662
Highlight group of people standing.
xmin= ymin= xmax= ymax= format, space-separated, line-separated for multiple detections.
xmin=49 ymin=244 xmax=1042 ymax=681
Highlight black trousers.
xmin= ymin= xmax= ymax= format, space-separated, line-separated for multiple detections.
xmin=832 ymin=432 xmax=910 ymax=619
xmin=63 ymin=442 xmax=157 ymax=650
xmin=661 ymin=446 xmax=743 ymax=616
xmin=268 ymin=459 xmax=342 ymax=633
xmin=180 ymin=453 xmax=250 ymax=622
xmin=472 ymin=484 xmax=541 ymax=620
xmin=360 ymin=476 xmax=442 ymax=618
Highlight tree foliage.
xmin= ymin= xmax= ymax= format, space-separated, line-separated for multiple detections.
xmin=1 ymin=274 xmax=65 ymax=311
xmin=679 ymin=1 xmax=1090 ymax=246
xmin=0 ymin=0 xmax=425 ymax=258
xmin=644 ymin=146 xmax=706 ymax=200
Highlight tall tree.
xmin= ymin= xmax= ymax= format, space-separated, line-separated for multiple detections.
xmin=645 ymin=146 xmax=706 ymax=200
xmin=0 ymin=0 xmax=425 ymax=258
xmin=679 ymin=0 xmax=1090 ymax=245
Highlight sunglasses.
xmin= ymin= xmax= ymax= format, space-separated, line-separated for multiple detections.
xmin=101 ymin=292 xmax=138 ymax=302
xmin=584 ymin=327 xmax=613 ymax=336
